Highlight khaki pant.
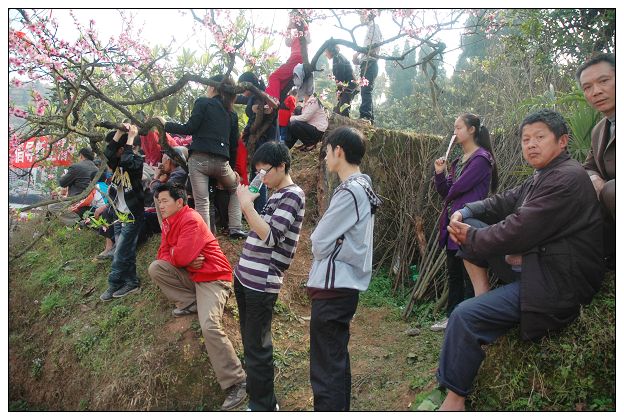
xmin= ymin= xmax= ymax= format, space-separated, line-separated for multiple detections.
xmin=187 ymin=152 xmax=242 ymax=232
xmin=148 ymin=260 xmax=246 ymax=389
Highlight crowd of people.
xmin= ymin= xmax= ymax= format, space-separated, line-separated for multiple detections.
xmin=42 ymin=13 xmax=614 ymax=410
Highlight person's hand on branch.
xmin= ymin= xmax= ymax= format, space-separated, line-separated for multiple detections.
xmin=126 ymin=124 xmax=138 ymax=146
xmin=113 ymin=122 xmax=130 ymax=141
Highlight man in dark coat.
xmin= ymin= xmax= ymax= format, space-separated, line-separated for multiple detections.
xmin=577 ymin=53 xmax=615 ymax=266
xmin=436 ymin=109 xmax=604 ymax=411
xmin=324 ymin=45 xmax=358 ymax=117
xmin=47 ymin=147 xmax=99 ymax=225
xmin=59 ymin=147 xmax=98 ymax=196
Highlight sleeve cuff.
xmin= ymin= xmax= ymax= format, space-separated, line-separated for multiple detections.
xmin=459 ymin=207 xmax=474 ymax=220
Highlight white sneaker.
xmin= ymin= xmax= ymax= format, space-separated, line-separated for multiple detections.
xmin=430 ymin=318 xmax=448 ymax=332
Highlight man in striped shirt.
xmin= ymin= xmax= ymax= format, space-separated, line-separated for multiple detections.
xmin=234 ymin=141 xmax=305 ymax=411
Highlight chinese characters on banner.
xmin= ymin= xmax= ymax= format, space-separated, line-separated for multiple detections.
xmin=10 ymin=136 xmax=73 ymax=168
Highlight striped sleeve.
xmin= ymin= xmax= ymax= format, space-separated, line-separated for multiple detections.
xmin=265 ymin=191 xmax=304 ymax=248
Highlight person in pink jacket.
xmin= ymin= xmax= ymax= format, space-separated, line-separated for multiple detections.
xmin=285 ymin=93 xmax=328 ymax=151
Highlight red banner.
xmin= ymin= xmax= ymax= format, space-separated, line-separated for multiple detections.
xmin=10 ymin=136 xmax=73 ymax=168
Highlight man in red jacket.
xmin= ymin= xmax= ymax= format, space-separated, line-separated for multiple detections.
xmin=148 ymin=183 xmax=247 ymax=411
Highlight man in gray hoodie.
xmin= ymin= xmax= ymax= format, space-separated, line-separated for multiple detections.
xmin=306 ymin=126 xmax=382 ymax=411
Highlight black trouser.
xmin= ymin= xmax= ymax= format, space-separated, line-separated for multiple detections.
xmin=446 ymin=249 xmax=475 ymax=317
xmin=286 ymin=121 xmax=324 ymax=149
xmin=309 ymin=293 xmax=359 ymax=411
xmin=234 ymin=278 xmax=278 ymax=411
xmin=358 ymin=60 xmax=378 ymax=122
xmin=333 ymin=89 xmax=357 ymax=117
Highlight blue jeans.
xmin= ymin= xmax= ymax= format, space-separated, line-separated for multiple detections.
xmin=437 ymin=281 xmax=521 ymax=397
xmin=278 ymin=126 xmax=288 ymax=143
xmin=108 ymin=216 xmax=143 ymax=290
xmin=234 ymin=277 xmax=278 ymax=411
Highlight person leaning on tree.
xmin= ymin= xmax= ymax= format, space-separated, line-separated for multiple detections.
xmin=148 ymin=183 xmax=248 ymax=411
xmin=47 ymin=147 xmax=99 ymax=226
xmin=159 ymin=74 xmax=247 ymax=239
xmin=576 ymin=52 xmax=615 ymax=269
xmin=435 ymin=109 xmax=604 ymax=411
xmin=99 ymin=124 xmax=145 ymax=302
xmin=325 ymin=44 xmax=358 ymax=118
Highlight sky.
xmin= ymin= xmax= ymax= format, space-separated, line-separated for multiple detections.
xmin=27 ymin=8 xmax=467 ymax=78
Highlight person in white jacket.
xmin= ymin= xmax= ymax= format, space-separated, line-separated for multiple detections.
xmin=306 ymin=126 xmax=382 ymax=411
xmin=285 ymin=92 xmax=328 ymax=151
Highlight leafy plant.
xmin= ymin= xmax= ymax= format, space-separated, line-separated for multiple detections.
xmin=39 ymin=292 xmax=66 ymax=315
xmin=360 ymin=269 xmax=409 ymax=309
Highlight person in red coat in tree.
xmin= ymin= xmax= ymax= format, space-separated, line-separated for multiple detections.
xmin=265 ymin=12 xmax=310 ymax=107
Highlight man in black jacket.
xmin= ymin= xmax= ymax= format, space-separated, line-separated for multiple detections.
xmin=325 ymin=45 xmax=358 ymax=118
xmin=162 ymin=74 xmax=246 ymax=238
xmin=100 ymin=124 xmax=146 ymax=301
xmin=436 ymin=109 xmax=604 ymax=411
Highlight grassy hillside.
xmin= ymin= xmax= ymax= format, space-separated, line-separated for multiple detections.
xmin=8 ymin=149 xmax=615 ymax=411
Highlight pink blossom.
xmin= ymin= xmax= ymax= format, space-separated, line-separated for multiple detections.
xmin=356 ymin=77 xmax=369 ymax=87
xmin=9 ymin=107 xmax=28 ymax=118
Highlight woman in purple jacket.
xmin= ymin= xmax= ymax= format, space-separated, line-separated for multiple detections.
xmin=430 ymin=113 xmax=498 ymax=332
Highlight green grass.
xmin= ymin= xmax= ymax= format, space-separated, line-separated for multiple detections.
xmin=39 ymin=292 xmax=67 ymax=316
xmin=9 ymin=216 xmax=615 ymax=411
xmin=360 ymin=269 xmax=409 ymax=309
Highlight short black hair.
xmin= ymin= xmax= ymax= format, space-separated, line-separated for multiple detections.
xmin=252 ymin=141 xmax=292 ymax=173
xmin=104 ymin=129 xmax=140 ymax=146
xmin=325 ymin=44 xmax=339 ymax=56
xmin=326 ymin=126 xmax=366 ymax=165
xmin=576 ymin=52 xmax=615 ymax=82
xmin=155 ymin=183 xmax=187 ymax=205
xmin=79 ymin=147 xmax=95 ymax=161
xmin=519 ymin=109 xmax=568 ymax=139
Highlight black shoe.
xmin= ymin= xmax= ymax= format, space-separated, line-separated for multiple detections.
xmin=229 ymin=229 xmax=249 ymax=239
xmin=100 ymin=287 xmax=120 ymax=302
xmin=221 ymin=381 xmax=247 ymax=411
xmin=112 ymin=284 xmax=140 ymax=298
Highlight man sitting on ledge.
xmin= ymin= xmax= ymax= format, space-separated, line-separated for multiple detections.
xmin=436 ymin=109 xmax=605 ymax=411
